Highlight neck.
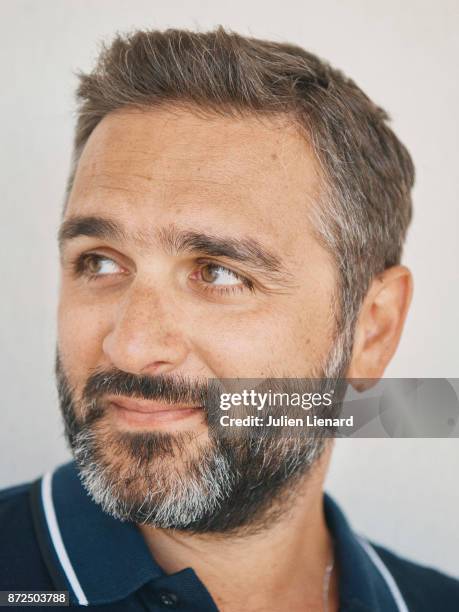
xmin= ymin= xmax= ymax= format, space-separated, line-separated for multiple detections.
xmin=138 ymin=444 xmax=339 ymax=612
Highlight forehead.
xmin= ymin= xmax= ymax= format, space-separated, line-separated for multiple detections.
xmin=67 ymin=106 xmax=323 ymax=254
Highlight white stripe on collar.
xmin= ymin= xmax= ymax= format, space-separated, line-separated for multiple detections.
xmin=358 ymin=536 xmax=409 ymax=612
xmin=41 ymin=471 xmax=89 ymax=606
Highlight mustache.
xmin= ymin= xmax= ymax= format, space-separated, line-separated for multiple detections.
xmin=82 ymin=367 xmax=222 ymax=410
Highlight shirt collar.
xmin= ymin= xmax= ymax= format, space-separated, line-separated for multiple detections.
xmin=323 ymin=495 xmax=408 ymax=612
xmin=29 ymin=460 xmax=407 ymax=611
xmin=30 ymin=461 xmax=163 ymax=605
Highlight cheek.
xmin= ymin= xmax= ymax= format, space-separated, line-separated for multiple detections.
xmin=189 ymin=296 xmax=335 ymax=379
xmin=57 ymin=290 xmax=110 ymax=386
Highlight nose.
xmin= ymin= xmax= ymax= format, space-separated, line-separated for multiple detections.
xmin=102 ymin=283 xmax=190 ymax=376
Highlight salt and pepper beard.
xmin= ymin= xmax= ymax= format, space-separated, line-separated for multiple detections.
xmin=56 ymin=333 xmax=350 ymax=534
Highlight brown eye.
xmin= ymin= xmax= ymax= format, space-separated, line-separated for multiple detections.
xmin=77 ymin=254 xmax=123 ymax=278
xmin=201 ymin=264 xmax=219 ymax=283
xmin=200 ymin=263 xmax=241 ymax=285
xmin=85 ymin=255 xmax=103 ymax=274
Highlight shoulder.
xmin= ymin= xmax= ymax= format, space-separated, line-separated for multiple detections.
xmin=0 ymin=479 xmax=53 ymax=589
xmin=373 ymin=542 xmax=459 ymax=611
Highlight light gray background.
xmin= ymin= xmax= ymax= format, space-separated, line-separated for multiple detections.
xmin=1 ymin=0 xmax=458 ymax=577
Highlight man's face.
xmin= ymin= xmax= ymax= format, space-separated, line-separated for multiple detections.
xmin=57 ymin=107 xmax=344 ymax=531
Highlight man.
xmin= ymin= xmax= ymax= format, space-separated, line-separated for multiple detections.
xmin=1 ymin=27 xmax=458 ymax=611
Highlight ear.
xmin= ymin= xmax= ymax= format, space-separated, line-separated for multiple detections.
xmin=347 ymin=266 xmax=413 ymax=380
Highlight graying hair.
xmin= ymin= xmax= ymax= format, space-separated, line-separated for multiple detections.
xmin=67 ymin=26 xmax=414 ymax=351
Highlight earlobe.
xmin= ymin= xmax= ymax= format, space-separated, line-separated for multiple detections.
xmin=346 ymin=266 xmax=413 ymax=381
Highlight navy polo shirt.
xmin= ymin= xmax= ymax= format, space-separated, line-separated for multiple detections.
xmin=1 ymin=460 xmax=458 ymax=610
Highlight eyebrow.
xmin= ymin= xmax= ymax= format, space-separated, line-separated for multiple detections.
xmin=58 ymin=216 xmax=126 ymax=248
xmin=58 ymin=215 xmax=294 ymax=283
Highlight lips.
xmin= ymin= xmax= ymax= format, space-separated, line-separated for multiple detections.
xmin=106 ymin=395 xmax=201 ymax=414
xmin=105 ymin=394 xmax=204 ymax=427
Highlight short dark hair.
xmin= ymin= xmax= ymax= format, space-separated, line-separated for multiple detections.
xmin=67 ymin=26 xmax=415 ymax=365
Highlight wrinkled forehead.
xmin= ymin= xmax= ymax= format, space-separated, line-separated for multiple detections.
xmin=66 ymin=106 xmax=325 ymax=258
